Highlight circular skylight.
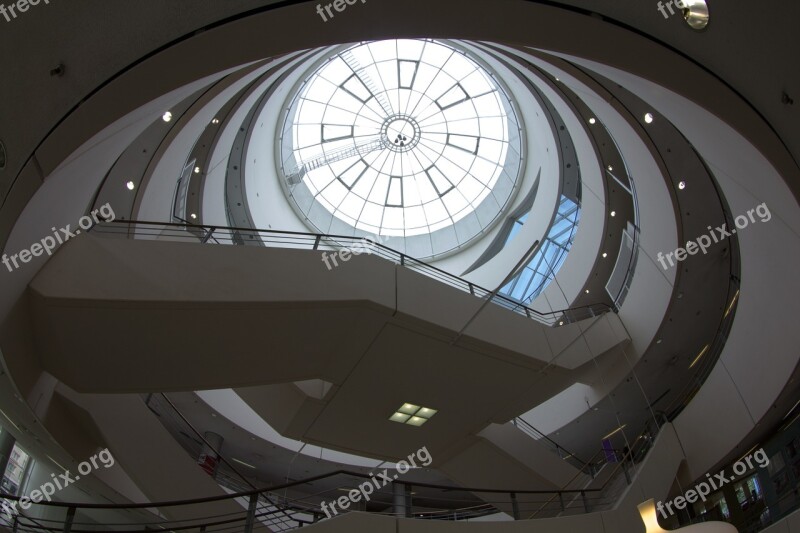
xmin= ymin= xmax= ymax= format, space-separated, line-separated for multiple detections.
xmin=280 ymin=39 xmax=523 ymax=254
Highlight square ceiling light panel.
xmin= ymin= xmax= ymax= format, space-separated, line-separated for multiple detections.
xmin=389 ymin=403 xmax=438 ymax=427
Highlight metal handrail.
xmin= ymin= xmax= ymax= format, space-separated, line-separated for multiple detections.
xmin=90 ymin=219 xmax=613 ymax=327
xmin=0 ymin=429 xmax=657 ymax=532
xmin=512 ymin=417 xmax=590 ymax=469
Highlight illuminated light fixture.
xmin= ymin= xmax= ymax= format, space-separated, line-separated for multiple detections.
xmin=724 ymin=289 xmax=740 ymax=318
xmin=783 ymin=399 xmax=800 ymax=421
xmin=46 ymin=455 xmax=69 ymax=474
xmin=689 ymin=344 xmax=710 ymax=369
xmin=194 ymin=167 xmax=201 ymax=174
xmin=212 ymin=118 xmax=220 ymax=124
xmin=638 ymin=500 xmax=667 ymax=533
xmin=781 ymin=411 xmax=800 ymax=432
xmin=610 ymin=211 xmax=616 ymax=217
xmin=162 ymin=111 xmax=173 ymax=122
xmin=589 ymin=118 xmax=596 ymax=125
xmin=602 ymin=424 xmax=627 ymax=440
xmin=607 ymin=165 xmax=613 ymax=171
xmin=390 ymin=403 xmax=437 ymax=426
xmin=681 ymin=0 xmax=709 ymax=30
xmin=232 ymin=458 xmax=256 ymax=469
xmin=585 ymin=289 xmax=590 ymax=294
xmin=678 ymin=181 xmax=687 ymax=190
xmin=126 ymin=181 xmax=135 ymax=191
xmin=0 ymin=408 xmax=20 ymax=431
xmin=559 ymin=321 xmax=564 ymax=326
xmin=602 ymin=252 xmax=608 ymax=258
xmin=644 ymin=113 xmax=654 ymax=124
xmin=190 ymin=213 xmax=198 ymax=220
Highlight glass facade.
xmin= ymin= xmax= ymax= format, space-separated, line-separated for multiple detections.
xmin=500 ymin=195 xmax=581 ymax=304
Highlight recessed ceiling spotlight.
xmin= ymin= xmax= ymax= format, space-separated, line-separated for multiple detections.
xmin=125 ymin=181 xmax=135 ymax=191
xmin=585 ymin=289 xmax=590 ymax=294
xmin=190 ymin=213 xmax=198 ymax=220
xmin=607 ymin=165 xmax=613 ymax=171
xmin=610 ymin=211 xmax=616 ymax=217
xmin=678 ymin=181 xmax=686 ymax=190
xmin=559 ymin=321 xmax=564 ymax=326
xmin=681 ymin=0 xmax=709 ymax=30
xmin=589 ymin=118 xmax=596 ymax=125
xmin=644 ymin=113 xmax=654 ymax=124
xmin=194 ymin=167 xmax=201 ymax=174
xmin=602 ymin=252 xmax=608 ymax=258
xmin=212 ymin=118 xmax=220 ymax=124
xmin=162 ymin=111 xmax=173 ymax=122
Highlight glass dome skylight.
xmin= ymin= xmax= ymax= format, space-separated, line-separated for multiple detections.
xmin=279 ymin=39 xmax=523 ymax=258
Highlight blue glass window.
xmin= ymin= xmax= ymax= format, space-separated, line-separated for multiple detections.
xmin=500 ymin=195 xmax=580 ymax=304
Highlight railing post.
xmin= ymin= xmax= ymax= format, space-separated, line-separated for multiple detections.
xmin=581 ymin=490 xmax=590 ymax=513
xmin=201 ymin=227 xmax=216 ymax=244
xmin=400 ymin=254 xmax=406 ymax=266
xmin=244 ymin=493 xmax=258 ymax=533
xmin=62 ymin=506 xmax=76 ymax=533
xmin=558 ymin=492 xmax=565 ymax=513
xmin=313 ymin=235 xmax=321 ymax=250
xmin=468 ymin=283 xmax=475 ymax=296
xmin=510 ymin=492 xmax=520 ymax=520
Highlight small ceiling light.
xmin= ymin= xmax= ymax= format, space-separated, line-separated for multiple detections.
xmin=212 ymin=118 xmax=220 ymax=124
xmin=126 ymin=181 xmax=135 ymax=191
xmin=644 ymin=113 xmax=654 ymax=124
xmin=681 ymin=0 xmax=709 ymax=30
xmin=559 ymin=321 xmax=564 ymax=326
xmin=678 ymin=181 xmax=686 ymax=190
xmin=194 ymin=166 xmax=201 ymax=174
xmin=602 ymin=252 xmax=608 ymax=258
xmin=610 ymin=211 xmax=616 ymax=217
xmin=190 ymin=213 xmax=198 ymax=220
xmin=390 ymin=403 xmax=437 ymax=426
xmin=162 ymin=111 xmax=173 ymax=122
xmin=607 ymin=165 xmax=613 ymax=171
xmin=589 ymin=118 xmax=596 ymax=125
xmin=585 ymin=289 xmax=590 ymax=294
